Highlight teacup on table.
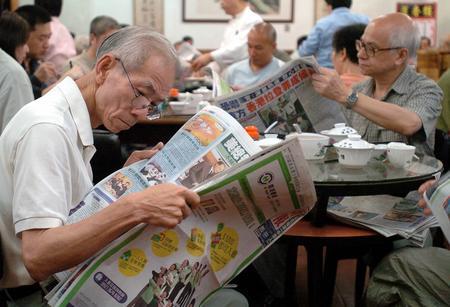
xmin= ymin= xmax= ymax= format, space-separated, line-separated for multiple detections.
xmin=286 ymin=133 xmax=330 ymax=160
xmin=387 ymin=142 xmax=416 ymax=168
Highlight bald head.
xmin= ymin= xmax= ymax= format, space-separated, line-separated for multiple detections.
xmin=369 ymin=13 xmax=419 ymax=59
xmin=250 ymin=22 xmax=277 ymax=44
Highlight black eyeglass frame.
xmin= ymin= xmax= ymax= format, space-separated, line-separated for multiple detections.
xmin=355 ymin=40 xmax=405 ymax=57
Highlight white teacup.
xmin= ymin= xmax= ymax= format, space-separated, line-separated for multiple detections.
xmin=387 ymin=142 xmax=416 ymax=168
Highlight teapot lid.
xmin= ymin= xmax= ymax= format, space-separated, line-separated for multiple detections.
xmin=193 ymin=86 xmax=211 ymax=93
xmin=333 ymin=134 xmax=375 ymax=149
xmin=322 ymin=123 xmax=357 ymax=136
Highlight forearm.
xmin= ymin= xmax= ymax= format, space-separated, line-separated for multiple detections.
xmin=22 ymin=196 xmax=140 ymax=281
xmin=350 ymin=94 xmax=422 ymax=136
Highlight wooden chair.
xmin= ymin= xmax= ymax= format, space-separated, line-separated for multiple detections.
xmin=417 ymin=49 xmax=441 ymax=81
xmin=283 ymin=219 xmax=392 ymax=307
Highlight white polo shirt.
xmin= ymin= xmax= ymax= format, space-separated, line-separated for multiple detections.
xmin=0 ymin=77 xmax=95 ymax=287
xmin=211 ymin=6 xmax=263 ymax=67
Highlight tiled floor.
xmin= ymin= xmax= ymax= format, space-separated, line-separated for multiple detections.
xmin=294 ymin=246 xmax=364 ymax=307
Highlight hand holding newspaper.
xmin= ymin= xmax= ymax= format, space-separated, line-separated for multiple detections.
xmin=47 ymin=106 xmax=317 ymax=307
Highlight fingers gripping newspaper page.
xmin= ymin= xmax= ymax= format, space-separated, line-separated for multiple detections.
xmin=214 ymin=57 xmax=347 ymax=134
xmin=48 ymin=107 xmax=317 ymax=307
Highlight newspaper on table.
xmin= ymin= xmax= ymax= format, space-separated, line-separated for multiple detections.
xmin=327 ymin=195 xmax=438 ymax=247
xmin=423 ymin=172 xmax=450 ymax=243
xmin=47 ymin=106 xmax=317 ymax=307
xmin=214 ymin=56 xmax=347 ymax=134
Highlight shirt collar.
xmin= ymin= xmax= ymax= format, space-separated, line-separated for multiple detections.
xmin=55 ymin=77 xmax=94 ymax=147
xmin=358 ymin=65 xmax=412 ymax=99
xmin=234 ymin=6 xmax=250 ymax=19
xmin=332 ymin=7 xmax=351 ymax=14
xmin=388 ymin=65 xmax=414 ymax=95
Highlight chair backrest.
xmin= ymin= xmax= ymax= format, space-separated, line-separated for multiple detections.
xmin=91 ymin=129 xmax=125 ymax=184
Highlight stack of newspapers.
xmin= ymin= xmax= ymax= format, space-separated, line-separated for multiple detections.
xmin=327 ymin=195 xmax=438 ymax=247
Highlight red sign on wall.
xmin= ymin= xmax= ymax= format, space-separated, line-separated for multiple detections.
xmin=397 ymin=2 xmax=437 ymax=46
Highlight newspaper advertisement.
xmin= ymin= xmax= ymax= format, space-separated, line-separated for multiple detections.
xmin=424 ymin=175 xmax=450 ymax=242
xmin=327 ymin=195 xmax=437 ymax=246
xmin=49 ymin=137 xmax=316 ymax=307
xmin=214 ymin=57 xmax=347 ymax=135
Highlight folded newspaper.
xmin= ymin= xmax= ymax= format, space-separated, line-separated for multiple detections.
xmin=46 ymin=106 xmax=317 ymax=307
xmin=327 ymin=195 xmax=438 ymax=247
xmin=423 ymin=173 xmax=450 ymax=243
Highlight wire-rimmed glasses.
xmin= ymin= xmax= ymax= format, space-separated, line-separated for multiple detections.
xmin=115 ymin=58 xmax=161 ymax=120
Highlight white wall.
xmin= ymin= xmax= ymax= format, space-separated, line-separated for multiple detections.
xmin=20 ymin=0 xmax=450 ymax=50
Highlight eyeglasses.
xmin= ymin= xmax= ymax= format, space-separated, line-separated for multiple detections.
xmin=355 ymin=40 xmax=404 ymax=57
xmin=115 ymin=58 xmax=161 ymax=120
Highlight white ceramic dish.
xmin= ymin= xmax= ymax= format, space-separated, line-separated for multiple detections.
xmin=287 ymin=133 xmax=330 ymax=160
xmin=193 ymin=86 xmax=213 ymax=101
xmin=333 ymin=134 xmax=375 ymax=168
xmin=169 ymin=101 xmax=189 ymax=112
xmin=255 ymin=137 xmax=283 ymax=149
xmin=320 ymin=123 xmax=358 ymax=143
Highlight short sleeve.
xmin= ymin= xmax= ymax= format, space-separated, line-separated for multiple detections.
xmin=403 ymin=79 xmax=443 ymax=141
xmin=13 ymin=124 xmax=78 ymax=234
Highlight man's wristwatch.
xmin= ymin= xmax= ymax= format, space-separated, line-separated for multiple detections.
xmin=345 ymin=89 xmax=359 ymax=109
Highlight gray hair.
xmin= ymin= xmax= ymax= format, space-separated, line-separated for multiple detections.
xmin=96 ymin=26 xmax=177 ymax=71
xmin=251 ymin=22 xmax=277 ymax=43
xmin=388 ymin=21 xmax=420 ymax=59
xmin=90 ymin=15 xmax=120 ymax=36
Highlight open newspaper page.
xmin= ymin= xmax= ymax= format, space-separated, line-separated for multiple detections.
xmin=214 ymin=57 xmax=347 ymax=134
xmin=50 ymin=106 xmax=260 ymax=286
xmin=327 ymin=195 xmax=437 ymax=247
xmin=424 ymin=176 xmax=450 ymax=242
xmin=50 ymin=138 xmax=316 ymax=307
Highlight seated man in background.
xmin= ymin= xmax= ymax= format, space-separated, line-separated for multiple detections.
xmin=62 ymin=15 xmax=120 ymax=78
xmin=15 ymin=5 xmax=57 ymax=98
xmin=331 ymin=23 xmax=367 ymax=87
xmin=312 ymin=13 xmax=443 ymax=156
xmin=224 ymin=22 xmax=284 ymax=90
xmin=0 ymin=26 xmax=247 ymax=307
xmin=191 ymin=0 xmax=262 ymax=73
xmin=35 ymin=0 xmax=76 ymax=74
xmin=365 ymin=178 xmax=450 ymax=306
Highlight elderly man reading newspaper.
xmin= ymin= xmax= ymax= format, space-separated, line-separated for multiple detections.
xmin=0 ymin=26 xmax=247 ymax=306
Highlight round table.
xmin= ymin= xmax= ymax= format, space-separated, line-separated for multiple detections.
xmin=307 ymin=151 xmax=443 ymax=226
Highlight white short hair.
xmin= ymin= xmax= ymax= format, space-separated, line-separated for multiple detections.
xmin=96 ymin=26 xmax=177 ymax=71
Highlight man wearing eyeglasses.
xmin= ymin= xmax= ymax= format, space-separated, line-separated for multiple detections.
xmin=0 ymin=26 xmax=247 ymax=306
xmin=312 ymin=12 xmax=443 ymax=156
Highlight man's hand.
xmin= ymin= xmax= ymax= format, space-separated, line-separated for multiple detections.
xmin=130 ymin=183 xmax=201 ymax=228
xmin=34 ymin=62 xmax=58 ymax=84
xmin=418 ymin=179 xmax=436 ymax=215
xmin=311 ymin=67 xmax=350 ymax=104
xmin=124 ymin=142 xmax=164 ymax=167
xmin=191 ymin=53 xmax=213 ymax=72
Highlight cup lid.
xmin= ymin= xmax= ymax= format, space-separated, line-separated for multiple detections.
xmin=321 ymin=123 xmax=357 ymax=136
xmin=333 ymin=134 xmax=375 ymax=149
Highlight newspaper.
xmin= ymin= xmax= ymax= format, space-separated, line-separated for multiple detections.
xmin=423 ymin=173 xmax=450 ymax=242
xmin=47 ymin=109 xmax=317 ymax=306
xmin=327 ymin=195 xmax=438 ymax=247
xmin=214 ymin=57 xmax=347 ymax=135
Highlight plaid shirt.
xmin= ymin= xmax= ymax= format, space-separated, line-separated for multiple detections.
xmin=344 ymin=65 xmax=443 ymax=156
